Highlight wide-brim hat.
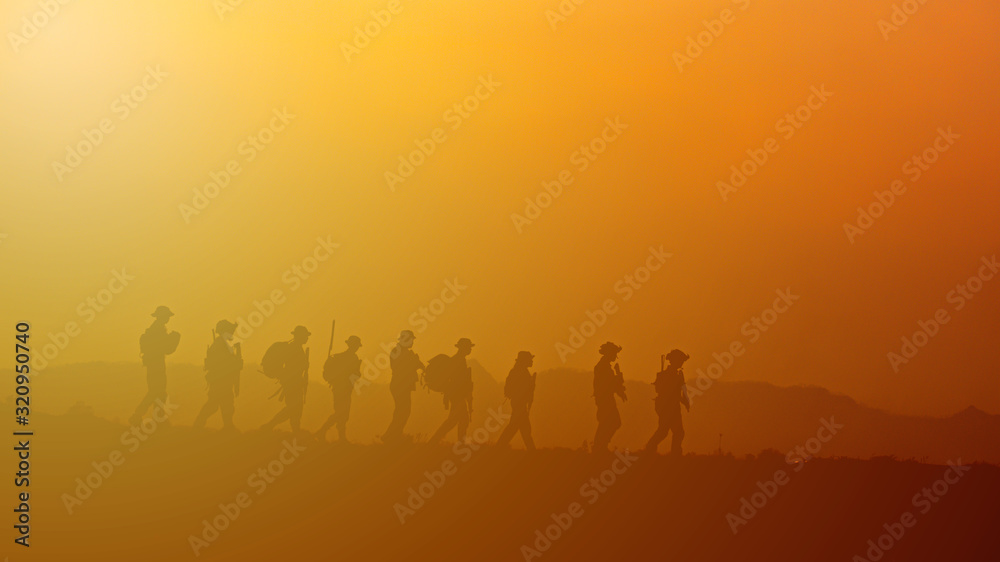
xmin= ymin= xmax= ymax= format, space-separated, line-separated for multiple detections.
xmin=455 ymin=337 xmax=475 ymax=349
xmin=216 ymin=320 xmax=238 ymax=334
xmin=345 ymin=335 xmax=362 ymax=347
xmin=666 ymin=349 xmax=690 ymax=363
xmin=151 ymin=305 xmax=174 ymax=319
xmin=599 ymin=342 xmax=622 ymax=356
xmin=291 ymin=326 xmax=312 ymax=337
xmin=516 ymin=350 xmax=535 ymax=362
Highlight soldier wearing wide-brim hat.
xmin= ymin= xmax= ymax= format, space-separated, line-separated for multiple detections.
xmin=151 ymin=305 xmax=175 ymax=319
xmin=593 ymin=342 xmax=626 ymax=453
xmin=497 ymin=351 xmax=538 ymax=451
xmin=130 ymin=306 xmax=181 ymax=426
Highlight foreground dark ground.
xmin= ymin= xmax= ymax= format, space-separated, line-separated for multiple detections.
xmin=11 ymin=413 xmax=1000 ymax=561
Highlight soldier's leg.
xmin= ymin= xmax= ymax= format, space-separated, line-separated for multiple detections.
xmin=593 ymin=405 xmax=609 ymax=451
xmin=193 ymin=396 xmax=219 ymax=428
xmin=132 ymin=365 xmax=166 ymax=421
xmin=429 ymin=407 xmax=459 ymax=443
xmin=595 ymin=405 xmax=622 ymax=452
xmin=384 ymin=391 xmax=407 ymax=438
xmin=149 ymin=366 xmax=168 ymax=407
xmin=594 ymin=422 xmax=610 ymax=452
xmin=645 ymin=409 xmax=670 ymax=453
xmin=335 ymin=392 xmax=352 ymax=441
xmin=261 ymin=407 xmax=290 ymax=430
xmin=220 ymin=391 xmax=235 ymax=430
xmin=316 ymin=389 xmax=337 ymax=438
xmin=495 ymin=410 xmax=518 ymax=446
xmin=288 ymin=398 xmax=303 ymax=433
xmin=399 ymin=391 xmax=412 ymax=430
xmin=644 ymin=423 xmax=668 ymax=453
xmin=520 ymin=409 xmax=536 ymax=451
xmin=456 ymin=402 xmax=470 ymax=442
xmin=669 ymin=415 xmax=685 ymax=456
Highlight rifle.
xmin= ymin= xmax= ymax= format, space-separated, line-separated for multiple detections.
xmin=660 ymin=354 xmax=665 ymax=372
xmin=234 ymin=341 xmax=242 ymax=397
xmin=304 ymin=347 xmax=310 ymax=398
xmin=327 ymin=319 xmax=336 ymax=357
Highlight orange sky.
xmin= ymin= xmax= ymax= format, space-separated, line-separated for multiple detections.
xmin=1 ymin=0 xmax=998 ymax=416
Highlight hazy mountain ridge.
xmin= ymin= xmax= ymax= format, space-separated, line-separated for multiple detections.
xmin=11 ymin=361 xmax=999 ymax=463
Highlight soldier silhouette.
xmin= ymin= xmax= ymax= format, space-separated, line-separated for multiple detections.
xmin=429 ymin=338 xmax=475 ymax=444
xmin=130 ymin=306 xmax=181 ymax=425
xmin=593 ymin=342 xmax=626 ymax=453
xmin=496 ymin=351 xmax=537 ymax=451
xmin=382 ymin=330 xmax=424 ymax=443
xmin=260 ymin=326 xmax=311 ymax=433
xmin=644 ymin=349 xmax=690 ymax=456
xmin=316 ymin=335 xmax=362 ymax=442
xmin=193 ymin=320 xmax=243 ymax=431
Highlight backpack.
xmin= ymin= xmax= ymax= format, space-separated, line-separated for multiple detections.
xmin=323 ymin=352 xmax=354 ymax=386
xmin=421 ymin=354 xmax=453 ymax=393
xmin=260 ymin=341 xmax=289 ymax=379
xmin=139 ymin=331 xmax=152 ymax=356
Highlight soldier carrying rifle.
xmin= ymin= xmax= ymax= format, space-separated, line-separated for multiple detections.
xmin=317 ymin=331 xmax=362 ymax=443
xmin=643 ymin=349 xmax=690 ymax=456
xmin=193 ymin=320 xmax=243 ymax=431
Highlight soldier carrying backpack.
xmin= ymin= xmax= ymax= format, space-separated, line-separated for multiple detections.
xmin=428 ymin=338 xmax=475 ymax=444
xmin=316 ymin=335 xmax=362 ymax=442
xmin=260 ymin=326 xmax=311 ymax=434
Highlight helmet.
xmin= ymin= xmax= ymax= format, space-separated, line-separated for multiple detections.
xmin=215 ymin=320 xmax=238 ymax=335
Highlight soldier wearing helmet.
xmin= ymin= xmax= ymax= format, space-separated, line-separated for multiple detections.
xmin=429 ymin=338 xmax=475 ymax=444
xmin=316 ymin=335 xmax=363 ymax=442
xmin=643 ymin=349 xmax=691 ymax=456
xmin=382 ymin=329 xmax=425 ymax=443
xmin=193 ymin=320 xmax=243 ymax=431
xmin=261 ymin=326 xmax=312 ymax=433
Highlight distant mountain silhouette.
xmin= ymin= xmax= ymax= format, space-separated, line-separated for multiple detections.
xmin=10 ymin=362 xmax=998 ymax=463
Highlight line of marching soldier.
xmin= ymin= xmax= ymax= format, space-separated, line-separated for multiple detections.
xmin=130 ymin=307 xmax=692 ymax=455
